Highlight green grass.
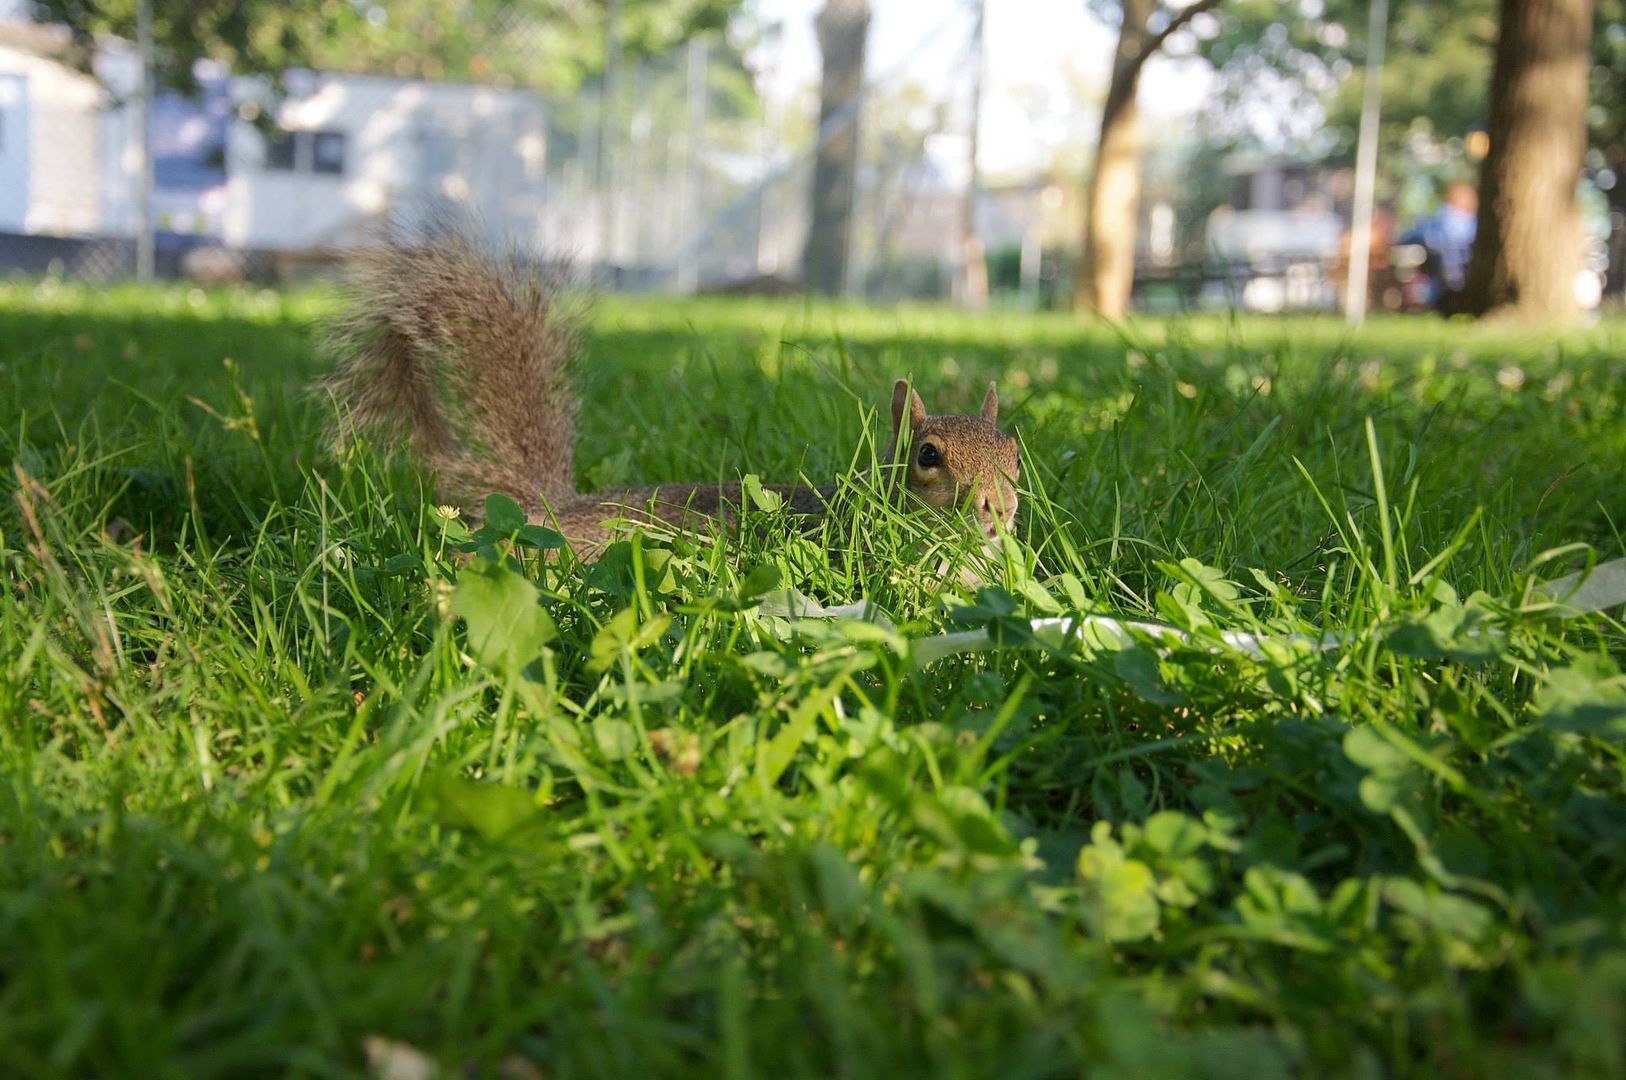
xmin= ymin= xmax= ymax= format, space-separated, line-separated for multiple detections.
xmin=3 ymin=278 xmax=1625 ymax=1077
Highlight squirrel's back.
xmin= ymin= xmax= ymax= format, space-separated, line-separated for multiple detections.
xmin=321 ymin=230 xmax=1021 ymax=558
xmin=320 ymin=229 xmax=583 ymax=509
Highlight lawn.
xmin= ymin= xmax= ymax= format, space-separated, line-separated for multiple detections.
xmin=2 ymin=279 xmax=1625 ymax=1077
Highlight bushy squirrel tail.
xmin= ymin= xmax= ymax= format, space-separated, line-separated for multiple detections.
xmin=320 ymin=228 xmax=583 ymax=509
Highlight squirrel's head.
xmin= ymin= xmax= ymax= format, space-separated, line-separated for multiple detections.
xmin=885 ymin=379 xmax=1019 ymax=540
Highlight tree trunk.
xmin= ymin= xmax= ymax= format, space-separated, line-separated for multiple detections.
xmin=1457 ymin=0 xmax=1594 ymax=320
xmin=805 ymin=0 xmax=870 ymax=298
xmin=1079 ymin=83 xmax=1143 ymax=319
xmin=1076 ymin=0 xmax=1152 ymax=319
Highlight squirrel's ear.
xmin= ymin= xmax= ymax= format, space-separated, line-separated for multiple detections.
xmin=980 ymin=381 xmax=999 ymax=424
xmin=891 ymin=379 xmax=928 ymax=436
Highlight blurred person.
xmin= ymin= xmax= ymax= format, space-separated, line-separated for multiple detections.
xmin=1333 ymin=203 xmax=1396 ymax=312
xmin=1399 ymin=181 xmax=1478 ymax=309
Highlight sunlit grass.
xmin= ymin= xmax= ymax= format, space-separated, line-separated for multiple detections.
xmin=2 ymin=280 xmax=1624 ymax=1076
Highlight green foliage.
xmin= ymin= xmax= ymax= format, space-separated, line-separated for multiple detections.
xmin=31 ymin=0 xmax=743 ymax=94
xmin=1 ymin=279 xmax=1624 ymax=1074
xmin=451 ymin=555 xmax=558 ymax=676
xmin=1534 ymin=656 xmax=1626 ymax=740
xmin=1591 ymin=0 xmax=1626 ymax=216
xmin=1199 ymin=0 xmax=1498 ymax=171
xmin=1384 ymin=586 xmax=1504 ymax=663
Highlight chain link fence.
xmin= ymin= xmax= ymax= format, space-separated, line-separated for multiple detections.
xmin=1 ymin=6 xmax=1090 ymax=304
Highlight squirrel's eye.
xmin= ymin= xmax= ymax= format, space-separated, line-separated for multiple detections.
xmin=918 ymin=444 xmax=941 ymax=468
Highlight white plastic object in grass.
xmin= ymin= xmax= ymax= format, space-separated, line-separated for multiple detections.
xmin=759 ymin=558 xmax=1626 ymax=669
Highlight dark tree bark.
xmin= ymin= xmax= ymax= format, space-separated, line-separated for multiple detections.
xmin=805 ymin=0 xmax=870 ymax=297
xmin=1458 ymin=0 xmax=1595 ymax=320
xmin=1075 ymin=0 xmax=1222 ymax=319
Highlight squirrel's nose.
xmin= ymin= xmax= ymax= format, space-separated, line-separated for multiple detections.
xmin=977 ymin=488 xmax=1011 ymax=515
xmin=979 ymin=487 xmax=1017 ymax=531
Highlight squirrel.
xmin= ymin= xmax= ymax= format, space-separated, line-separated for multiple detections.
xmin=319 ymin=230 xmax=1020 ymax=558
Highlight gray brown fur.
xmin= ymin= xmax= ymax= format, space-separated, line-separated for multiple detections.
xmin=882 ymin=381 xmax=1020 ymax=540
xmin=321 ymin=230 xmax=581 ymax=507
xmin=320 ymin=231 xmax=1020 ymax=557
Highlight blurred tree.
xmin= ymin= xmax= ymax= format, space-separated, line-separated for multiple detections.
xmin=805 ymin=0 xmax=869 ymax=297
xmin=1075 ymin=0 xmax=1224 ymax=319
xmin=1458 ymin=0 xmax=1595 ymax=320
xmin=30 ymin=0 xmax=740 ymax=94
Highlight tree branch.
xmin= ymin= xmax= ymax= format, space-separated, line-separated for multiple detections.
xmin=1139 ymin=0 xmax=1225 ymax=63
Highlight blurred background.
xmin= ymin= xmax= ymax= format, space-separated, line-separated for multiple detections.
xmin=0 ymin=0 xmax=1619 ymax=318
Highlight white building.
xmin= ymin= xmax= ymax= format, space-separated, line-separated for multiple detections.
xmin=0 ymin=18 xmax=557 ymax=261
xmin=0 ymin=22 xmax=105 ymax=236
xmin=224 ymin=71 xmax=552 ymax=252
